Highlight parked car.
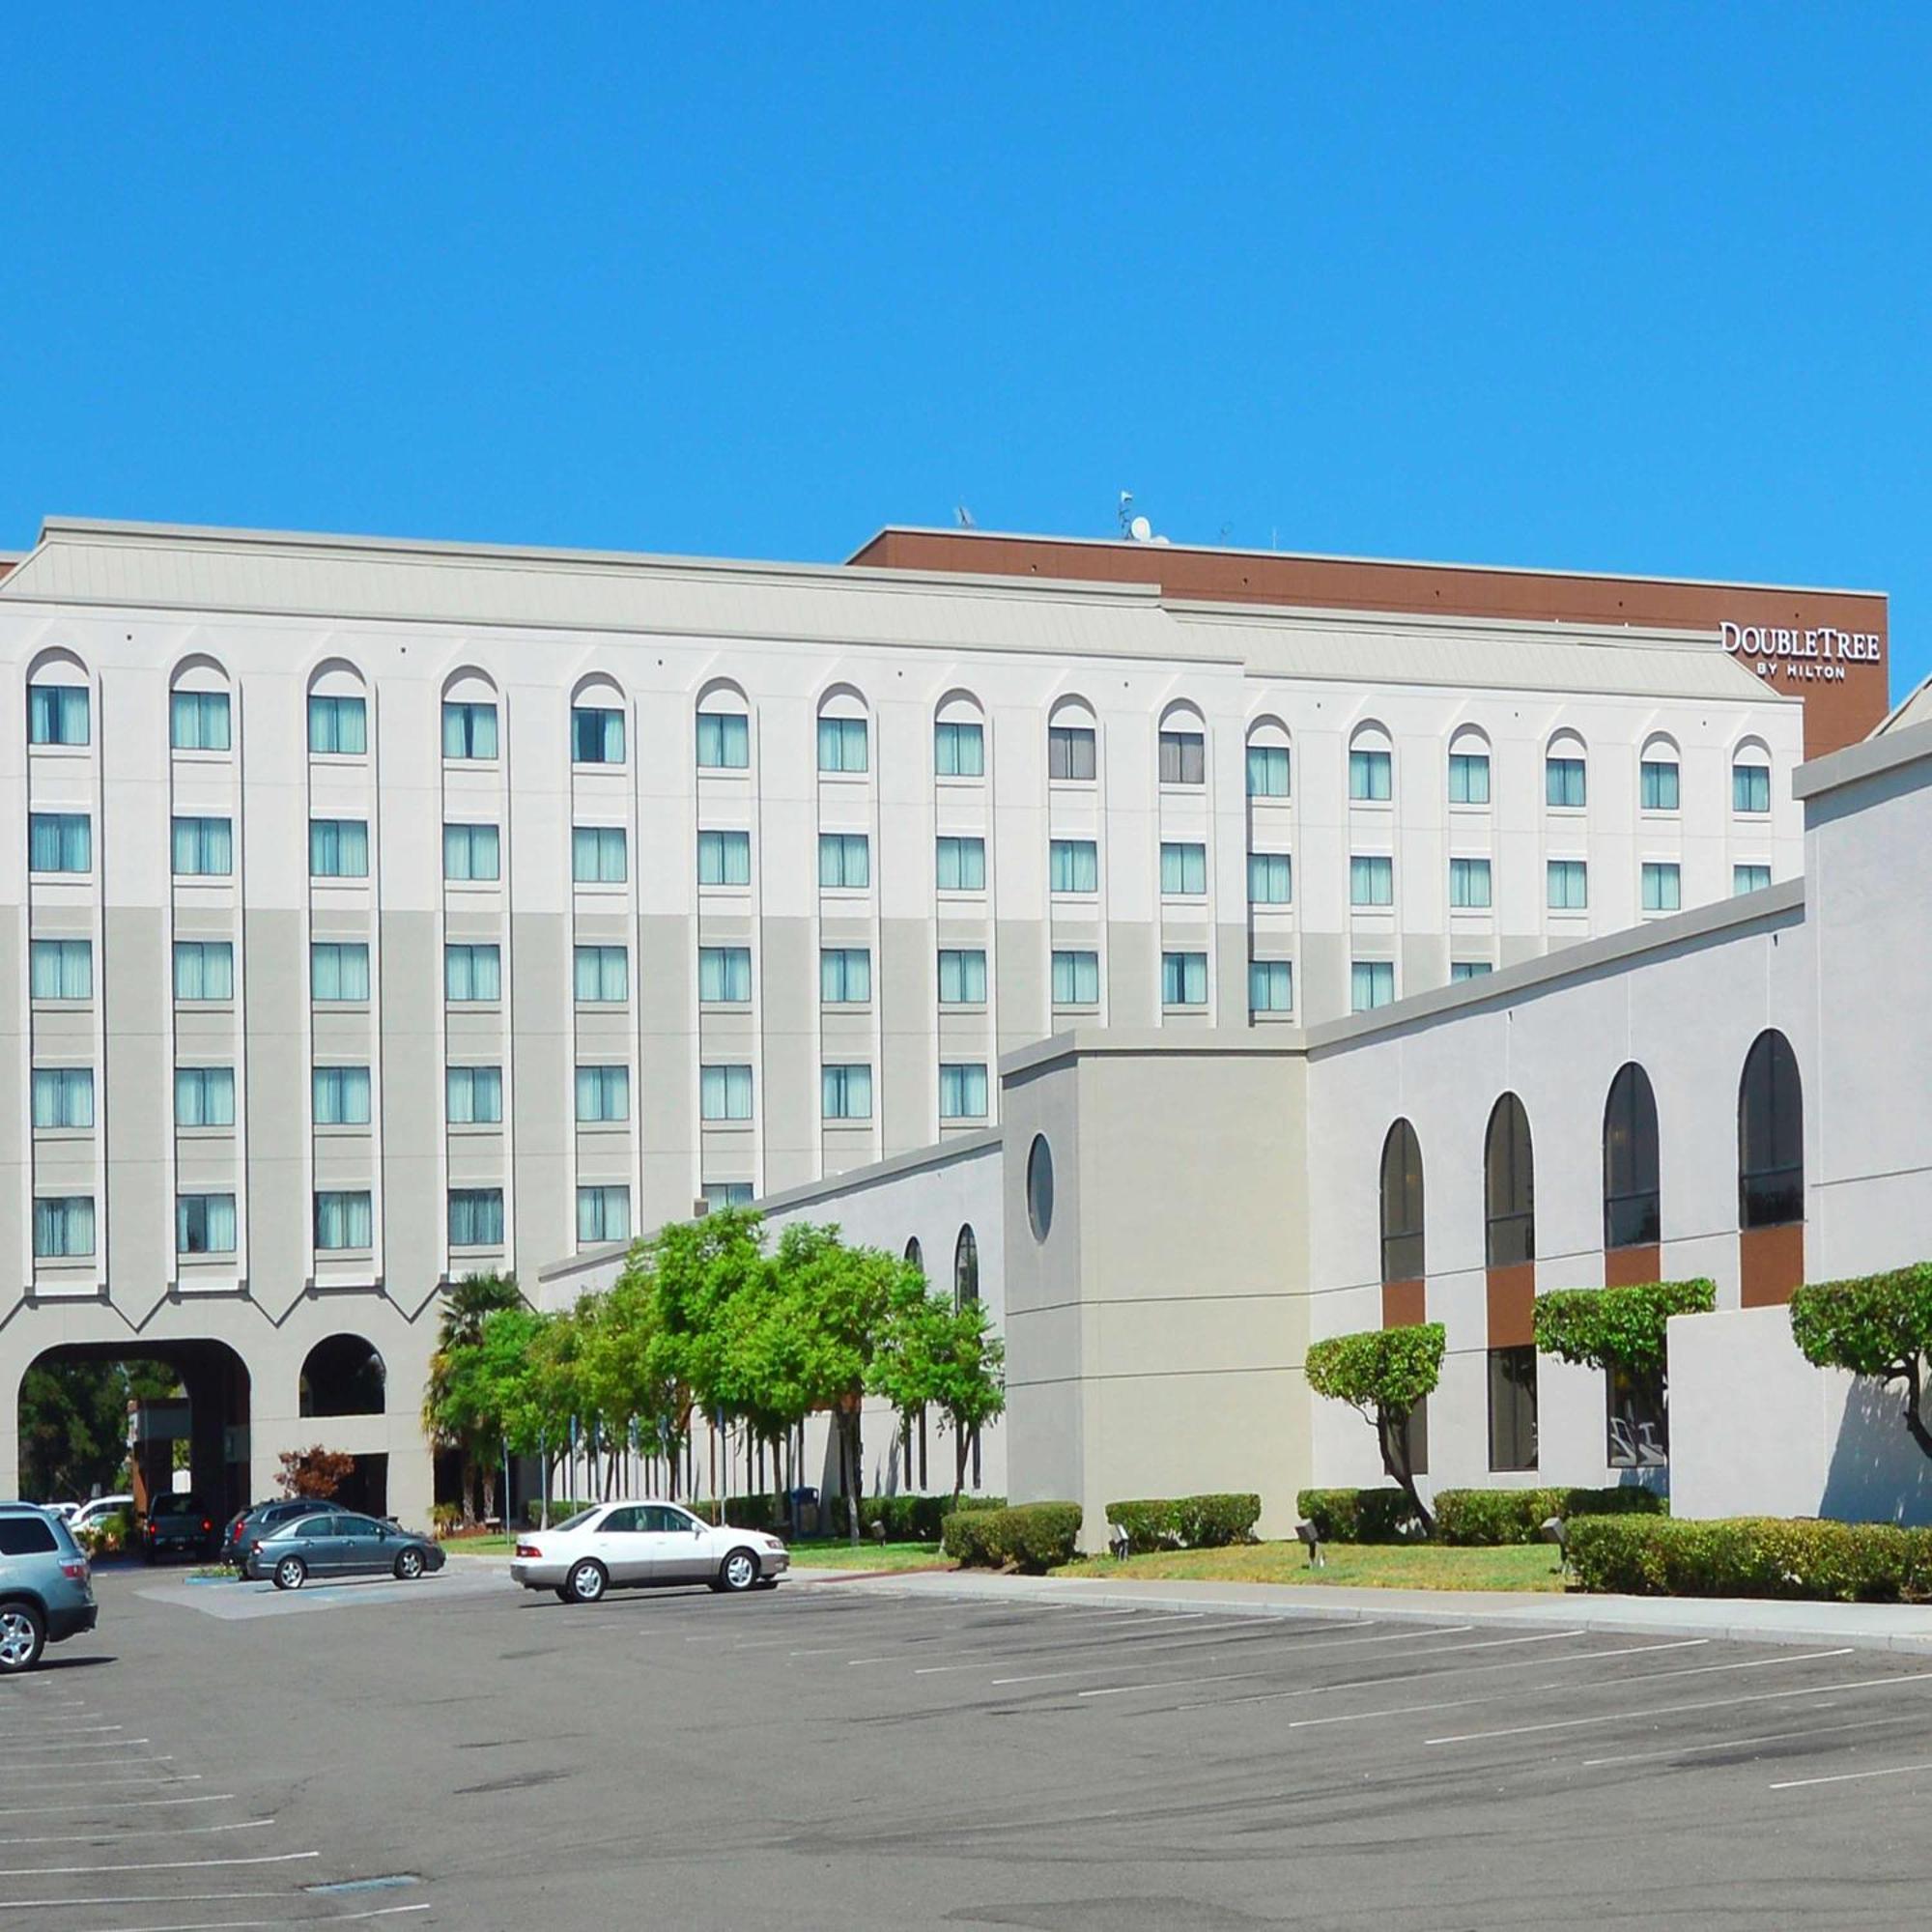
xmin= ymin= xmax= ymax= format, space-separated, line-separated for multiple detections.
xmin=243 ymin=1513 xmax=446 ymax=1590
xmin=38 ymin=1501 xmax=79 ymax=1523
xmin=140 ymin=1493 xmax=220 ymax=1563
xmin=511 ymin=1500 xmax=788 ymax=1604
xmin=220 ymin=1497 xmax=349 ymax=1569
xmin=0 ymin=1501 xmax=97 ymax=1672
xmin=70 ymin=1493 xmax=133 ymax=1537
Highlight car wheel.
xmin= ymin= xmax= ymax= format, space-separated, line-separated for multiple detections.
xmin=393 ymin=1548 xmax=425 ymax=1581
xmin=719 ymin=1548 xmax=760 ymax=1594
xmin=0 ymin=1601 xmax=46 ymax=1674
xmin=564 ymin=1559 xmax=608 ymax=1605
xmin=554 ymin=1587 xmax=571 ymax=1603
xmin=272 ymin=1556 xmax=307 ymax=1592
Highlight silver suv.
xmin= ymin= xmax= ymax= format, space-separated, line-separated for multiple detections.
xmin=0 ymin=1502 xmax=98 ymax=1673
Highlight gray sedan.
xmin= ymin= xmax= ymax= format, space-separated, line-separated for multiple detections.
xmin=243 ymin=1512 xmax=446 ymax=1590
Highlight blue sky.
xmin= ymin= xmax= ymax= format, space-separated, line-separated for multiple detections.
xmin=4 ymin=9 xmax=1924 ymax=692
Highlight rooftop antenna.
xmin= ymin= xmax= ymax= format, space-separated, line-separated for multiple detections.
xmin=1117 ymin=490 xmax=1134 ymax=535
xmin=954 ymin=504 xmax=976 ymax=528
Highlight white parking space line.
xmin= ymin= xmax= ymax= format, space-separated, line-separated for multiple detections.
xmin=0 ymin=1773 xmax=189 ymax=1792
xmin=0 ymin=1893 xmax=289 ymax=1916
xmin=1770 ymin=1758 xmax=1932 ymax=1791
xmin=82 ymin=1907 xmax=431 ymax=1930
xmin=6 ymin=1739 xmax=150 ymax=1753
xmin=0 ymin=1818 xmax=272 ymax=1849
xmin=0 ymin=1796 xmax=234 ymax=1820
xmin=1581 ymin=1715 xmax=1903 ymax=1769
xmin=0 ymin=1850 xmax=319 ymax=1880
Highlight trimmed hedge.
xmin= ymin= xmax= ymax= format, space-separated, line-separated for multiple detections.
xmin=942 ymin=1501 xmax=1082 ymax=1574
xmin=525 ymin=1499 xmax=597 ymax=1529
xmin=1434 ymin=1486 xmax=1667 ymax=1547
xmin=859 ymin=1492 xmax=1007 ymax=1542
xmin=1295 ymin=1488 xmax=1423 ymax=1544
xmin=1567 ymin=1515 xmax=1932 ymax=1603
xmin=1106 ymin=1494 xmax=1261 ymax=1554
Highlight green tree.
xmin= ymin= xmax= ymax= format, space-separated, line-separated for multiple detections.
xmin=1533 ymin=1279 xmax=1716 ymax=1463
xmin=1303 ymin=1323 xmax=1445 ymax=1536
xmin=873 ymin=1288 xmax=1006 ymax=1496
xmin=431 ymin=1304 xmax=550 ymax=1521
xmin=422 ymin=1271 xmax=526 ymax=1523
xmin=19 ymin=1356 xmax=178 ymax=1501
xmin=1792 ymin=1264 xmax=1932 ymax=1462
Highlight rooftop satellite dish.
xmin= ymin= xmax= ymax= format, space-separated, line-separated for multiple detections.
xmin=1128 ymin=514 xmax=1152 ymax=543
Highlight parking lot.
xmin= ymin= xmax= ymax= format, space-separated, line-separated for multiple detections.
xmin=7 ymin=1563 xmax=1932 ymax=1928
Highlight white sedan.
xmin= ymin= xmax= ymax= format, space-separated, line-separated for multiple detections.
xmin=511 ymin=1501 xmax=789 ymax=1605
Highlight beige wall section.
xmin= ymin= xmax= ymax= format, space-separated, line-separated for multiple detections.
xmin=507 ymin=908 xmax=569 ymax=1277
xmin=102 ymin=908 xmax=168 ymax=1296
xmin=877 ymin=915 xmax=932 ymax=1158
xmin=759 ymin=914 xmax=816 ymax=1194
xmin=382 ymin=910 xmax=445 ymax=1292
xmin=635 ymin=910 xmax=696 ymax=1218
xmin=242 ymin=908 xmax=307 ymax=1303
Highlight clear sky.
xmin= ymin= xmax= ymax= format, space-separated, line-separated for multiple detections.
xmin=4 ymin=8 xmax=1924 ymax=694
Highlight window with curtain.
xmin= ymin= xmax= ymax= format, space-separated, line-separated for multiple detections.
xmin=817 ymin=715 xmax=869 ymax=773
xmin=1158 ymin=730 xmax=1206 ymax=785
xmin=309 ymin=818 xmax=370 ymax=878
xmin=935 ymin=720 xmax=985 ymax=777
xmin=30 ymin=939 xmax=92 ymax=1000
xmin=441 ymin=700 xmax=498 ymax=759
xmin=1048 ymin=724 xmax=1096 ymax=781
xmin=448 ymin=1188 xmax=504 ymax=1247
xmin=312 ymin=1065 xmax=372 ymax=1125
xmin=822 ymin=1064 xmax=874 ymax=1120
xmin=574 ymin=1065 xmax=629 ymax=1122
xmin=28 ymin=684 xmax=90 ymax=746
xmin=1448 ymin=751 xmax=1491 ymax=805
xmin=1349 ymin=748 xmax=1392 ymax=801
xmin=1485 ymin=1093 xmax=1535 ymax=1266
xmin=571 ymin=826 xmax=627 ymax=884
xmin=1452 ymin=960 xmax=1493 ymax=981
xmin=1350 ymin=855 xmax=1394 ymax=906
xmin=171 ymin=815 xmax=233 ymax=877
xmin=572 ymin=705 xmax=626 ymax=763
xmin=699 ymin=947 xmax=753 ymax=1003
xmin=177 ymin=1193 xmax=237 ymax=1256
xmin=33 ymin=1195 xmax=96 ymax=1258
xmin=1733 ymin=865 xmax=1772 ymax=895
xmin=313 ymin=1190 xmax=373 ymax=1251
xmin=817 ymin=833 xmax=869 ymax=889
xmin=1546 ymin=756 xmax=1587 ymax=808
xmin=1350 ymin=960 xmax=1394 ymax=1011
xmin=1640 ymin=863 xmax=1681 ymax=913
xmin=173 ymin=941 xmax=234 ymax=1001
xmin=1547 ymin=860 xmax=1588 ymax=910
xmin=1604 ymin=1062 xmax=1661 ymax=1249
xmin=29 ymin=812 xmax=91 ymax=873
xmin=1159 ymin=841 xmax=1208 ymax=895
xmin=310 ymin=942 xmax=370 ymax=1001
xmin=699 ymin=1065 xmax=753 ymax=1121
xmin=936 ymin=836 xmax=986 ymax=891
xmin=574 ymin=946 xmax=628 ymax=1002
xmin=449 ymin=1065 xmax=505 ymax=1123
xmin=1246 ymin=743 xmax=1290 ymax=797
xmin=937 ymin=950 xmax=987 ymax=1005
xmin=1488 ymin=1347 xmax=1539 ymax=1472
xmin=1640 ymin=758 xmax=1680 ymax=810
xmin=307 ymin=694 xmax=367 ymax=754
xmin=939 ymin=1064 xmax=989 ymax=1121
xmin=1739 ymin=1030 xmax=1804 ymax=1229
xmin=1051 ymin=950 xmax=1100 ymax=1005
xmin=174 ymin=1065 xmax=235 ymax=1127
xmin=1160 ymin=951 xmax=1208 ymax=1006
xmin=443 ymin=943 xmax=502 ymax=1002
xmin=703 ymin=1180 xmax=754 ymax=1209
xmin=697 ymin=829 xmax=753 ymax=886
xmin=1379 ymin=1119 xmax=1425 ymax=1282
xmin=577 ymin=1185 xmax=631 ymax=1244
xmin=1449 ymin=857 xmax=1492 ymax=909
xmin=1733 ymin=762 xmax=1772 ymax=814
xmin=443 ymin=823 xmax=501 ymax=881
xmin=1048 ymin=838 xmax=1098 ymax=894
xmin=31 ymin=1068 xmax=94 ymax=1129
xmin=696 ymin=710 xmax=751 ymax=769
xmin=1247 ymin=851 xmax=1292 ymax=904
xmin=1248 ymin=960 xmax=1293 ymax=1013
xmin=171 ymin=690 xmax=231 ymax=751
xmin=819 ymin=948 xmax=870 ymax=1003
xmin=953 ymin=1225 xmax=980 ymax=1304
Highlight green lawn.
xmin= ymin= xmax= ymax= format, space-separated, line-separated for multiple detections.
xmin=1053 ymin=1540 xmax=1567 ymax=1592
xmin=785 ymin=1540 xmax=952 ymax=1572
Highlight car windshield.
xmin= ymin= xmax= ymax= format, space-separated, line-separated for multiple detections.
xmin=552 ymin=1507 xmax=601 ymax=1532
xmin=156 ymin=1496 xmax=202 ymax=1515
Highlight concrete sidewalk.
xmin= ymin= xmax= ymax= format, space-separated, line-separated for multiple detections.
xmin=813 ymin=1565 xmax=1932 ymax=1657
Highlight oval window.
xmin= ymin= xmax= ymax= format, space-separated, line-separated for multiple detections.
xmin=1027 ymin=1134 xmax=1055 ymax=1241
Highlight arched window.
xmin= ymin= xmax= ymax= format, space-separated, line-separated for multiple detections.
xmin=306 ymin=661 xmax=369 ymax=756
xmin=1157 ymin=701 xmax=1207 ymax=786
xmin=1640 ymin=733 xmax=1681 ymax=812
xmin=1603 ymin=1064 xmax=1661 ymax=1249
xmin=1379 ymin=1120 xmax=1424 ymax=1283
xmin=953 ymin=1225 xmax=980 ymax=1307
xmin=441 ymin=668 xmax=499 ymax=761
xmin=1546 ymin=729 xmax=1587 ymax=809
xmin=1485 ymin=1094 xmax=1534 ymax=1267
xmin=1348 ymin=723 xmax=1393 ymax=803
xmin=1245 ymin=717 xmax=1291 ymax=799
xmin=298 ymin=1335 xmax=386 ymax=1418
xmin=903 ymin=1236 xmax=923 ymax=1272
xmin=571 ymin=675 xmax=627 ymax=765
xmin=934 ymin=691 xmax=986 ymax=780
xmin=695 ymin=678 xmax=752 ymax=772
xmin=1732 ymin=734 xmax=1773 ymax=815
xmin=1447 ymin=726 xmax=1491 ymax=806
xmin=1739 ymin=1030 xmax=1803 ymax=1228
xmin=1047 ymin=695 xmax=1097 ymax=782
xmin=816 ymin=685 xmax=869 ymax=775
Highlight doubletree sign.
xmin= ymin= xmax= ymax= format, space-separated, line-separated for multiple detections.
xmin=1723 ymin=619 xmax=1884 ymax=685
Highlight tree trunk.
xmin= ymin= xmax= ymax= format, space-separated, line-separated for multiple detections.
xmin=840 ymin=1408 xmax=863 ymax=1544
xmin=1895 ymin=1356 xmax=1932 ymax=1461
xmin=1377 ymin=1406 xmax=1434 ymax=1537
xmin=481 ymin=1463 xmax=497 ymax=1526
xmin=459 ymin=1452 xmax=478 ymax=1527
xmin=953 ymin=1422 xmax=968 ymax=1499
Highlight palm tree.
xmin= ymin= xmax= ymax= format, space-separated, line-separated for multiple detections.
xmin=422 ymin=1271 xmax=525 ymax=1524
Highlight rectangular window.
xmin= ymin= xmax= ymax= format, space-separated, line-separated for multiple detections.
xmin=819 ymin=947 xmax=871 ymax=1004
xmin=821 ymin=1064 xmax=874 ymax=1120
xmin=1451 ymin=960 xmax=1494 ymax=982
xmin=1640 ymin=759 xmax=1680 ymax=811
xmin=935 ymin=836 xmax=986 ymax=892
xmin=577 ymin=1185 xmax=632 ymax=1245
xmin=442 ymin=823 xmax=501 ymax=882
xmin=1640 ymin=862 xmax=1682 ymax=913
xmin=1161 ymin=951 xmax=1208 ymax=1007
xmin=1051 ymin=949 xmax=1100 ymax=1006
xmin=310 ymin=942 xmax=370 ymax=1002
xmin=696 ymin=710 xmax=751 ymax=770
xmin=173 ymin=1065 xmax=236 ymax=1127
xmin=1158 ymin=730 xmax=1206 ymax=785
xmin=574 ymin=945 xmax=628 ymax=1002
xmin=939 ymin=1062 xmax=989 ymax=1120
xmin=1733 ymin=864 xmax=1773 ymax=895
xmin=30 ymin=939 xmax=92 ymax=1001
xmin=444 ymin=943 xmax=502 ymax=1003
xmin=33 ymin=1195 xmax=95 ymax=1259
xmin=1048 ymin=724 xmax=1097 ymax=781
xmin=1607 ymin=1361 xmax=1668 ymax=1469
xmin=572 ymin=705 xmax=625 ymax=764
xmin=1547 ymin=860 xmax=1588 ymax=911
xmin=1159 ymin=841 xmax=1208 ymax=896
xmin=176 ymin=1192 xmax=237 ymax=1257
xmin=309 ymin=818 xmax=370 ymax=878
xmin=699 ymin=1064 xmax=753 ymax=1122
xmin=28 ymin=811 xmax=91 ymax=873
xmin=703 ymin=1180 xmax=754 ymax=1209
xmin=28 ymin=684 xmax=91 ymax=746
xmin=312 ymin=1065 xmax=373 ymax=1126
xmin=1350 ymin=960 xmax=1395 ymax=1011
xmin=1246 ymin=744 xmax=1289 ymax=797
xmin=1249 ymin=960 xmax=1293 ymax=1013
xmin=313 ymin=1190 xmax=373 ymax=1251
xmin=817 ymin=716 xmax=869 ymax=773
xmin=574 ymin=1065 xmax=630 ymax=1123
xmin=448 ymin=1187 xmax=505 ymax=1248
xmin=170 ymin=815 xmax=234 ymax=877
xmin=307 ymin=695 xmax=367 ymax=755
xmin=937 ymin=949 xmax=988 ymax=1005
xmin=448 ymin=1065 xmax=505 ymax=1124
xmin=1733 ymin=762 xmax=1771 ymax=813
xmin=171 ymin=690 xmax=232 ymax=752
xmin=1546 ymin=756 xmax=1586 ymax=809
xmin=32 ymin=1067 xmax=94 ymax=1130
xmin=935 ymin=721 xmax=985 ymax=777
xmin=696 ymin=829 xmax=753 ymax=887
xmin=1448 ymin=753 xmax=1492 ymax=805
xmin=817 ymin=833 xmax=870 ymax=890
xmin=441 ymin=700 xmax=498 ymax=760
xmin=1247 ymin=852 xmax=1292 ymax=905
xmin=699 ymin=946 xmax=753 ymax=1004
xmin=173 ymin=941 xmax=235 ymax=1001
xmin=1049 ymin=838 xmax=1098 ymax=895
xmin=1488 ymin=1346 xmax=1539 ymax=1472
xmin=1350 ymin=855 xmax=1394 ymax=906
xmin=1349 ymin=748 xmax=1393 ymax=802
xmin=571 ymin=826 xmax=627 ymax=884
xmin=1449 ymin=857 xmax=1492 ymax=909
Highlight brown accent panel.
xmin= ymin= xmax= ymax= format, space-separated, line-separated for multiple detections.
xmin=1740 ymin=1222 xmax=1805 ymax=1307
xmin=1604 ymin=1243 xmax=1663 ymax=1289
xmin=1487 ymin=1263 xmax=1537 ymax=1348
xmin=1381 ymin=1278 xmax=1425 ymax=1328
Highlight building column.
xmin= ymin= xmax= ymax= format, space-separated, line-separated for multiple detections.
xmin=0 ymin=1368 xmax=19 ymax=1500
